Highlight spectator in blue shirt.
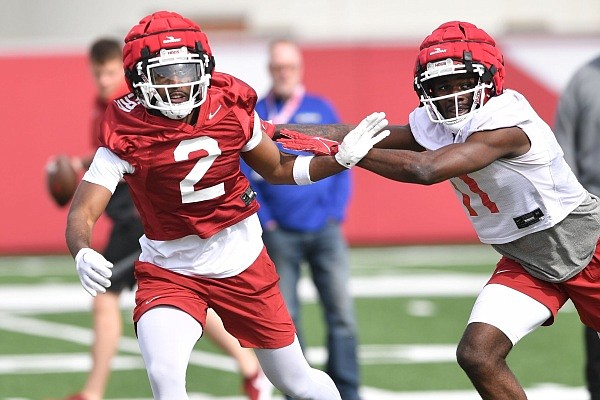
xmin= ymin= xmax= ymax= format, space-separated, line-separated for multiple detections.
xmin=243 ymin=39 xmax=362 ymax=400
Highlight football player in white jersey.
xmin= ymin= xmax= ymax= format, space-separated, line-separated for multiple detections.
xmin=277 ymin=21 xmax=600 ymax=400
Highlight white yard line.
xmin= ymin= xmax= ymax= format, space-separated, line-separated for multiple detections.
xmin=0 ymin=272 xmax=490 ymax=314
xmin=0 ymin=311 xmax=460 ymax=368
xmin=0 ymin=257 xmax=583 ymax=400
xmin=0 ymin=353 xmax=145 ymax=374
xmin=0 ymin=311 xmax=239 ymax=373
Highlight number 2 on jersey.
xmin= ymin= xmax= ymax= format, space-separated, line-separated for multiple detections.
xmin=174 ymin=137 xmax=225 ymax=204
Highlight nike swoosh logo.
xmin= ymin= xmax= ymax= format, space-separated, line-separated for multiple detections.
xmin=495 ymin=269 xmax=511 ymax=274
xmin=208 ymin=104 xmax=222 ymax=120
xmin=145 ymin=295 xmax=162 ymax=305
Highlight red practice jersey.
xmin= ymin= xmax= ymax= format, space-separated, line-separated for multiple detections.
xmin=100 ymin=72 xmax=261 ymax=241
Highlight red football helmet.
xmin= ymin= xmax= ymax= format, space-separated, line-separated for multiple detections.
xmin=123 ymin=11 xmax=215 ymax=119
xmin=413 ymin=21 xmax=505 ymax=127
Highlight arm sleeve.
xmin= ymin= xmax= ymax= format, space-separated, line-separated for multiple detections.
xmin=82 ymin=147 xmax=134 ymax=194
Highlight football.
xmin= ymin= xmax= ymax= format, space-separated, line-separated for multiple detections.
xmin=46 ymin=155 xmax=79 ymax=207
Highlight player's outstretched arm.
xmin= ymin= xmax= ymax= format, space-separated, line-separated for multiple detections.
xmin=244 ymin=112 xmax=389 ymax=184
xmin=274 ymin=123 xmax=353 ymax=142
xmin=275 ymin=122 xmax=420 ymax=151
xmin=358 ymin=126 xmax=531 ymax=185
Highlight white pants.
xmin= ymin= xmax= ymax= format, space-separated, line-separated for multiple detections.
xmin=136 ymin=306 xmax=341 ymax=400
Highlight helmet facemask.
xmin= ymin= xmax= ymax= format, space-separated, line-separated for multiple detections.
xmin=133 ymin=47 xmax=211 ymax=120
xmin=416 ymin=58 xmax=493 ymax=129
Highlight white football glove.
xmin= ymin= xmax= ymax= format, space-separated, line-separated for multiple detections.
xmin=335 ymin=112 xmax=390 ymax=168
xmin=75 ymin=248 xmax=113 ymax=296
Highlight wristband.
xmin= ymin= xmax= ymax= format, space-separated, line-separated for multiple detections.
xmin=292 ymin=155 xmax=314 ymax=185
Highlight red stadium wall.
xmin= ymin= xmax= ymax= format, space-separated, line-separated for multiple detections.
xmin=1 ymin=54 xmax=112 ymax=254
xmin=0 ymin=45 xmax=558 ymax=254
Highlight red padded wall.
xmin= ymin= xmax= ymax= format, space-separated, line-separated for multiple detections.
xmin=0 ymin=45 xmax=557 ymax=253
xmin=0 ymin=54 xmax=111 ymax=254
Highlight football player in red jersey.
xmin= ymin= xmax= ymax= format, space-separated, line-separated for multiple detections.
xmin=277 ymin=21 xmax=600 ymax=400
xmin=60 ymin=38 xmax=274 ymax=400
xmin=65 ymin=10 xmax=388 ymax=400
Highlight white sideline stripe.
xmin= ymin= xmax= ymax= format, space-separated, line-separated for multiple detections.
xmin=0 ymin=353 xmax=144 ymax=374
xmin=0 ymin=345 xmax=457 ymax=375
xmin=306 ymin=344 xmax=458 ymax=365
xmin=0 ymin=345 xmax=459 ymax=373
xmin=0 ymin=273 xmax=490 ymax=313
xmin=348 ymin=274 xmax=487 ymax=298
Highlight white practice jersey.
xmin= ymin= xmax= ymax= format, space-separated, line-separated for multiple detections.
xmin=409 ymin=89 xmax=587 ymax=245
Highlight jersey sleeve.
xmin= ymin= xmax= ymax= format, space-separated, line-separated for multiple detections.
xmin=466 ymin=91 xmax=531 ymax=137
xmin=83 ymin=147 xmax=134 ymax=193
xmin=241 ymin=111 xmax=271 ymax=152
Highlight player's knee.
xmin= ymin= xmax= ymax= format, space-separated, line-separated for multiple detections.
xmin=145 ymin=360 xmax=186 ymax=391
xmin=268 ymin=371 xmax=312 ymax=399
xmin=285 ymin=386 xmax=313 ymax=399
xmin=274 ymin=369 xmax=337 ymax=400
xmin=456 ymin=338 xmax=492 ymax=374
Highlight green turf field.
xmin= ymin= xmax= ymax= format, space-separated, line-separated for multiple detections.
xmin=0 ymin=245 xmax=588 ymax=399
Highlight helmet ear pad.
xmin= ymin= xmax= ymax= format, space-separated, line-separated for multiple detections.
xmin=414 ymin=21 xmax=505 ymax=97
xmin=124 ymin=47 xmax=151 ymax=98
